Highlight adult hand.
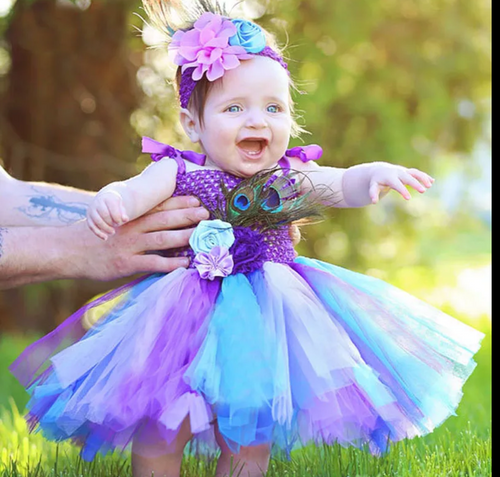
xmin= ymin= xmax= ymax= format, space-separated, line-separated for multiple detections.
xmin=289 ymin=224 xmax=301 ymax=256
xmin=74 ymin=196 xmax=209 ymax=281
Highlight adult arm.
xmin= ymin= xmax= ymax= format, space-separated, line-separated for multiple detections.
xmin=0 ymin=167 xmax=94 ymax=226
xmin=0 ymin=196 xmax=210 ymax=289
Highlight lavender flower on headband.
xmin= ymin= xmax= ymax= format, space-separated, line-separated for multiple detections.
xmin=169 ymin=12 xmax=254 ymax=82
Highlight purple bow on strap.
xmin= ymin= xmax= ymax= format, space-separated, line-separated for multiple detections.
xmin=286 ymin=145 xmax=323 ymax=162
xmin=278 ymin=144 xmax=323 ymax=172
xmin=142 ymin=137 xmax=206 ymax=165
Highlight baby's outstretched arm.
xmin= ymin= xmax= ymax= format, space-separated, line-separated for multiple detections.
xmin=290 ymin=159 xmax=434 ymax=208
xmin=341 ymin=162 xmax=434 ymax=206
xmin=87 ymin=159 xmax=178 ymax=240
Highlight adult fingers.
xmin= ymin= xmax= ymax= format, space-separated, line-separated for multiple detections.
xmin=135 ymin=207 xmax=210 ymax=233
xmin=141 ymin=228 xmax=196 ymax=252
xmin=147 ymin=196 xmax=202 ymax=215
xmin=129 ymin=255 xmax=190 ymax=274
xmin=289 ymin=224 xmax=302 ymax=247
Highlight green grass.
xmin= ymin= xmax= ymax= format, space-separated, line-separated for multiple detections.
xmin=0 ymin=321 xmax=491 ymax=477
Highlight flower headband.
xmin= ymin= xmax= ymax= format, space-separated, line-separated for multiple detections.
xmin=168 ymin=12 xmax=289 ymax=108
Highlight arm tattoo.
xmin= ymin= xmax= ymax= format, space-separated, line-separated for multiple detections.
xmin=17 ymin=187 xmax=89 ymax=225
xmin=0 ymin=227 xmax=7 ymax=260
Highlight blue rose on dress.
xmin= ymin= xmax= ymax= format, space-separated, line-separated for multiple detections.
xmin=229 ymin=19 xmax=267 ymax=54
xmin=189 ymin=219 xmax=235 ymax=254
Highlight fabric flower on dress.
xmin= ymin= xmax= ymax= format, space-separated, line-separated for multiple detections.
xmin=229 ymin=19 xmax=267 ymax=54
xmin=192 ymin=246 xmax=234 ymax=280
xmin=169 ymin=12 xmax=253 ymax=82
xmin=189 ymin=219 xmax=235 ymax=255
xmin=230 ymin=227 xmax=267 ymax=274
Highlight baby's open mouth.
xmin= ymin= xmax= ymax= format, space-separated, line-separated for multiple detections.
xmin=237 ymin=139 xmax=269 ymax=157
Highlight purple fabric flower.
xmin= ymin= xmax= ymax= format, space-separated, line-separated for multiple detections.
xmin=230 ymin=227 xmax=267 ymax=274
xmin=169 ymin=12 xmax=253 ymax=82
xmin=193 ymin=246 xmax=234 ymax=280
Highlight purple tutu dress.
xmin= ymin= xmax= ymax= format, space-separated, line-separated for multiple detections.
xmin=10 ymin=141 xmax=484 ymax=462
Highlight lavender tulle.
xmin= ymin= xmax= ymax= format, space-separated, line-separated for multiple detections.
xmin=10 ymin=257 xmax=483 ymax=461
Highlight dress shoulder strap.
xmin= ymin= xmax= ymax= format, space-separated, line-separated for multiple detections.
xmin=141 ymin=137 xmax=206 ymax=175
xmin=278 ymin=144 xmax=323 ymax=173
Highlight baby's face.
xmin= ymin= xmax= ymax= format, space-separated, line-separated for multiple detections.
xmin=190 ymin=56 xmax=292 ymax=178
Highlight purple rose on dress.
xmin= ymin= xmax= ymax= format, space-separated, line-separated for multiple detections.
xmin=230 ymin=227 xmax=266 ymax=274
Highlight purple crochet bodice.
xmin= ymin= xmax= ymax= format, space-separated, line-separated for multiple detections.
xmin=170 ymin=168 xmax=296 ymax=265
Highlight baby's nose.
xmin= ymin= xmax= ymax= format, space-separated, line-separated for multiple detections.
xmin=245 ymin=110 xmax=268 ymax=129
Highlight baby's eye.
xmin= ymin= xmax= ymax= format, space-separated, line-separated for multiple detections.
xmin=226 ymin=105 xmax=242 ymax=113
xmin=267 ymin=104 xmax=281 ymax=113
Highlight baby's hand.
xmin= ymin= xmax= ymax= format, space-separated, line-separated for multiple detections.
xmin=87 ymin=190 xmax=130 ymax=240
xmin=369 ymin=164 xmax=434 ymax=204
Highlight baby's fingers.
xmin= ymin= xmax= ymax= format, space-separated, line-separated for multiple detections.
xmin=88 ymin=208 xmax=114 ymax=240
xmin=106 ymin=198 xmax=129 ymax=226
xmin=87 ymin=214 xmax=110 ymax=241
xmin=408 ymin=168 xmax=435 ymax=188
xmin=400 ymin=173 xmax=428 ymax=194
xmin=370 ymin=177 xmax=411 ymax=202
xmin=101 ymin=191 xmax=129 ymax=225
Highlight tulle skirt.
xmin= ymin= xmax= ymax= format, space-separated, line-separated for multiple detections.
xmin=10 ymin=257 xmax=484 ymax=461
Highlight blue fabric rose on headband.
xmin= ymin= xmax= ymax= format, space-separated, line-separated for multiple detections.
xmin=229 ymin=19 xmax=267 ymax=54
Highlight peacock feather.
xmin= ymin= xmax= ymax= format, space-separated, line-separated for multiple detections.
xmin=207 ymin=168 xmax=337 ymax=231
xmin=142 ymin=0 xmax=230 ymax=38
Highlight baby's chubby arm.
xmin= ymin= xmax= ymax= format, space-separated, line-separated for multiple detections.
xmin=87 ymin=159 xmax=178 ymax=240
xmin=289 ymin=158 xmax=434 ymax=208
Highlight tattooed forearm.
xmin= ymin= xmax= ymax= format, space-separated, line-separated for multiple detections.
xmin=17 ymin=187 xmax=89 ymax=225
xmin=0 ymin=227 xmax=7 ymax=260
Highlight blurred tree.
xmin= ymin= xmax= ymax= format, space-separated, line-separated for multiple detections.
xmin=0 ymin=0 xmax=142 ymax=333
xmin=1 ymin=0 xmax=139 ymax=185
xmin=262 ymin=0 xmax=491 ymax=268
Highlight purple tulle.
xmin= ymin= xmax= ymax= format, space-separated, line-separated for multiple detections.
xmin=10 ymin=275 xmax=148 ymax=388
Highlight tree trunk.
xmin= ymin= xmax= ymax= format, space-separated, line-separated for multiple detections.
xmin=0 ymin=0 xmax=141 ymax=333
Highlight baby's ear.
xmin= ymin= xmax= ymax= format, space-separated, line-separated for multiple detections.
xmin=179 ymin=108 xmax=200 ymax=143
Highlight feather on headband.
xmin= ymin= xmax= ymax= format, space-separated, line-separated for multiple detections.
xmin=142 ymin=0 xmax=288 ymax=108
